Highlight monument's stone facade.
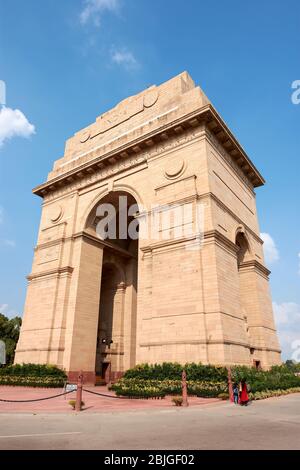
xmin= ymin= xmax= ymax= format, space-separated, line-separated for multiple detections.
xmin=15 ymin=72 xmax=281 ymax=383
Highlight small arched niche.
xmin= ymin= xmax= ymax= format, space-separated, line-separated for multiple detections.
xmin=235 ymin=231 xmax=251 ymax=267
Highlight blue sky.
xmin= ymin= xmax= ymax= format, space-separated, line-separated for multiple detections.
xmin=0 ymin=0 xmax=299 ymax=360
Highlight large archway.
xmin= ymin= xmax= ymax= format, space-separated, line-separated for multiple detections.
xmin=86 ymin=191 xmax=139 ymax=383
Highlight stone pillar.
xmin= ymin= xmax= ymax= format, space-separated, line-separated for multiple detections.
xmin=238 ymin=260 xmax=281 ymax=367
xmin=63 ymin=233 xmax=104 ymax=384
xmin=111 ymin=281 xmax=126 ymax=375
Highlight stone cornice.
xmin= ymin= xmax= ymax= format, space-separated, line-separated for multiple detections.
xmin=27 ymin=266 xmax=74 ymax=281
xmin=140 ymin=229 xmax=239 ymax=255
xmin=33 ymin=104 xmax=264 ymax=198
xmin=73 ymin=230 xmax=135 ymax=259
xmin=239 ymin=260 xmax=271 ymax=278
xmin=201 ymin=192 xmax=264 ymax=245
xmin=139 ymin=338 xmax=281 ymax=353
xmin=204 ymin=229 xmax=239 ymax=254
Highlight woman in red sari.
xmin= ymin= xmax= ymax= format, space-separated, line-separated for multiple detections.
xmin=239 ymin=379 xmax=249 ymax=406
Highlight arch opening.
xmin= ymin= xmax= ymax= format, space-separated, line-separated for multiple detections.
xmin=86 ymin=191 xmax=139 ymax=383
xmin=236 ymin=231 xmax=250 ymax=267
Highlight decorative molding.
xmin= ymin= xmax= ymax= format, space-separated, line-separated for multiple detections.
xmin=239 ymin=260 xmax=271 ymax=278
xmin=164 ymin=159 xmax=186 ymax=179
xmin=139 ymin=339 xmax=281 ymax=354
xmin=73 ymin=231 xmax=135 ymax=259
xmin=43 ymin=153 xmax=147 ymax=202
xmin=204 ymin=229 xmax=239 ymax=255
xmin=155 ymin=174 xmax=196 ymax=193
xmin=50 ymin=204 xmax=63 ymax=223
xmin=27 ymin=266 xmax=74 ymax=281
xmin=33 ymin=104 xmax=265 ymax=199
xmin=16 ymin=347 xmax=65 ymax=353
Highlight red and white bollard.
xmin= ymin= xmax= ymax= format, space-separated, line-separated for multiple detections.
xmin=182 ymin=370 xmax=189 ymax=407
xmin=75 ymin=371 xmax=83 ymax=412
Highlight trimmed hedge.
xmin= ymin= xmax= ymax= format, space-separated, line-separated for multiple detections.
xmin=124 ymin=362 xmax=228 ymax=382
xmin=0 ymin=375 xmax=65 ymax=388
xmin=113 ymin=362 xmax=300 ymax=399
xmin=0 ymin=363 xmax=67 ymax=388
xmin=113 ymin=382 xmax=165 ymax=399
xmin=231 ymin=365 xmax=300 ymax=393
xmin=250 ymin=387 xmax=300 ymax=400
xmin=111 ymin=378 xmax=227 ymax=398
xmin=0 ymin=363 xmax=66 ymax=378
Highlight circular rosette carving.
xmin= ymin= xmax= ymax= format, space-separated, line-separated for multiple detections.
xmin=164 ymin=159 xmax=186 ymax=179
xmin=50 ymin=205 xmax=63 ymax=223
xmin=143 ymin=90 xmax=159 ymax=108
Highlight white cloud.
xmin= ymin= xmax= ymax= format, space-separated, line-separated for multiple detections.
xmin=273 ymin=301 xmax=300 ymax=325
xmin=111 ymin=49 xmax=138 ymax=69
xmin=80 ymin=0 xmax=120 ymax=26
xmin=273 ymin=301 xmax=300 ymax=360
xmin=0 ymin=304 xmax=8 ymax=313
xmin=0 ymin=106 xmax=35 ymax=147
xmin=3 ymin=240 xmax=16 ymax=248
xmin=0 ymin=303 xmax=19 ymax=318
xmin=260 ymin=232 xmax=279 ymax=265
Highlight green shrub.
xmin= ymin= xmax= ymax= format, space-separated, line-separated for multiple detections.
xmin=250 ymin=387 xmax=300 ymax=400
xmin=116 ymin=362 xmax=300 ymax=400
xmin=218 ymin=393 xmax=229 ymax=400
xmin=0 ymin=375 xmax=65 ymax=388
xmin=113 ymin=381 xmax=165 ymax=399
xmin=111 ymin=378 xmax=227 ymax=398
xmin=0 ymin=363 xmax=66 ymax=387
xmin=68 ymin=400 xmax=85 ymax=410
xmin=0 ymin=363 xmax=66 ymax=378
xmin=172 ymin=396 xmax=183 ymax=406
xmin=124 ymin=362 xmax=228 ymax=382
xmin=231 ymin=364 xmax=300 ymax=393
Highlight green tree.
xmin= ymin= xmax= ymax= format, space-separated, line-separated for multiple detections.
xmin=0 ymin=313 xmax=22 ymax=365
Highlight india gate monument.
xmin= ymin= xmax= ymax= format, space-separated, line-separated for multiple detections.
xmin=15 ymin=72 xmax=281 ymax=383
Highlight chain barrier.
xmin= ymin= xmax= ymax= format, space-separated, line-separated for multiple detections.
xmin=82 ymin=388 xmax=125 ymax=399
xmin=0 ymin=390 xmax=74 ymax=403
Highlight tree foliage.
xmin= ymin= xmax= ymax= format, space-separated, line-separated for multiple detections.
xmin=0 ymin=313 xmax=22 ymax=364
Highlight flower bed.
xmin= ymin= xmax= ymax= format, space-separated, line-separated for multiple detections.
xmin=112 ymin=381 xmax=166 ymax=399
xmin=0 ymin=375 xmax=65 ymax=388
xmin=0 ymin=363 xmax=66 ymax=388
xmin=112 ymin=363 xmax=300 ymax=399
xmin=124 ymin=362 xmax=228 ymax=382
xmin=249 ymin=387 xmax=300 ymax=400
xmin=111 ymin=378 xmax=227 ymax=398
xmin=231 ymin=365 xmax=300 ymax=393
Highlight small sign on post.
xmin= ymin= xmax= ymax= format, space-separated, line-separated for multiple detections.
xmin=0 ymin=340 xmax=6 ymax=366
xmin=66 ymin=383 xmax=77 ymax=393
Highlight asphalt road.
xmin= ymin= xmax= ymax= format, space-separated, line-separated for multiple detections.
xmin=0 ymin=394 xmax=299 ymax=450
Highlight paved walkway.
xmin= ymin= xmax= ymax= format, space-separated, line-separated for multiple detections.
xmin=0 ymin=386 xmax=220 ymax=413
xmin=0 ymin=393 xmax=299 ymax=449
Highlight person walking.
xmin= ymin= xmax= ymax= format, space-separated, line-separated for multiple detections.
xmin=239 ymin=379 xmax=249 ymax=406
xmin=233 ymin=382 xmax=239 ymax=404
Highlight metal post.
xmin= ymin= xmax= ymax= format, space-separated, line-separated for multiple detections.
xmin=182 ymin=370 xmax=189 ymax=407
xmin=75 ymin=371 xmax=83 ymax=412
xmin=227 ymin=366 xmax=234 ymax=402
